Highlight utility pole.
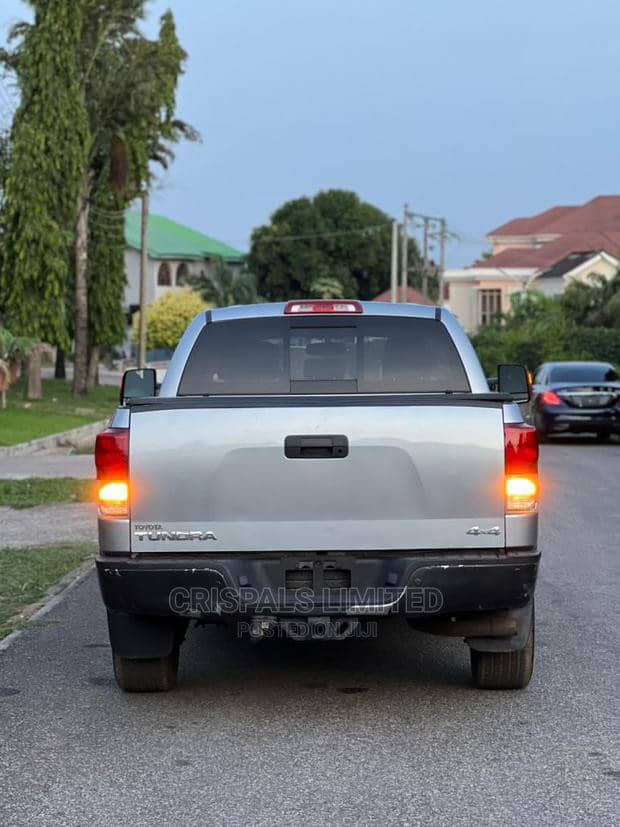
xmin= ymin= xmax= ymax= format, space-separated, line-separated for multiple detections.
xmin=390 ymin=219 xmax=399 ymax=302
xmin=138 ymin=191 xmax=150 ymax=369
xmin=421 ymin=217 xmax=430 ymax=299
xmin=400 ymin=204 xmax=409 ymax=302
xmin=438 ymin=217 xmax=447 ymax=306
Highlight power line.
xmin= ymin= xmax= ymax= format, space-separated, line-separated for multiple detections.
xmin=402 ymin=208 xmax=448 ymax=303
xmin=253 ymin=223 xmax=392 ymax=244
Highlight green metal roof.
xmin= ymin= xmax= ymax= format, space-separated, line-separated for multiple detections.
xmin=125 ymin=212 xmax=244 ymax=262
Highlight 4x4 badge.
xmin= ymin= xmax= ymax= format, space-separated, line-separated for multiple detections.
xmin=466 ymin=526 xmax=501 ymax=536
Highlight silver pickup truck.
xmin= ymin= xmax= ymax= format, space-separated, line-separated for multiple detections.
xmin=95 ymin=300 xmax=539 ymax=692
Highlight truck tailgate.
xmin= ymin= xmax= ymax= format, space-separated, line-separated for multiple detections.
xmin=128 ymin=400 xmax=506 ymax=553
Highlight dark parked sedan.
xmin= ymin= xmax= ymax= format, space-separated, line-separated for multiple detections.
xmin=530 ymin=361 xmax=620 ymax=441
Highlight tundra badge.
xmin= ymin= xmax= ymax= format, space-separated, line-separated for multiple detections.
xmin=134 ymin=530 xmax=218 ymax=542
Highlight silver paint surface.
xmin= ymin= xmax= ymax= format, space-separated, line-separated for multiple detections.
xmin=128 ymin=404 xmax=507 ymax=553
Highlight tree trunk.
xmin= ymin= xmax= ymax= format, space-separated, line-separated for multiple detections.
xmin=7 ymin=360 xmax=20 ymax=384
xmin=0 ymin=362 xmax=9 ymax=409
xmin=55 ymin=348 xmax=66 ymax=379
xmin=87 ymin=344 xmax=100 ymax=390
xmin=72 ymin=173 xmax=93 ymax=396
xmin=26 ymin=347 xmax=43 ymax=401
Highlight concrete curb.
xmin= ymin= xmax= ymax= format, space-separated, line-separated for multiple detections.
xmin=0 ymin=559 xmax=95 ymax=653
xmin=0 ymin=420 xmax=108 ymax=458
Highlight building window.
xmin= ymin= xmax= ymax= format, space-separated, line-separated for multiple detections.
xmin=176 ymin=262 xmax=189 ymax=286
xmin=157 ymin=262 xmax=172 ymax=286
xmin=479 ymin=289 xmax=502 ymax=326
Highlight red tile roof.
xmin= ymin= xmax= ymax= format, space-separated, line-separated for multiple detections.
xmin=373 ymin=287 xmax=434 ymax=305
xmin=475 ymin=231 xmax=620 ymax=269
xmin=541 ymin=195 xmax=620 ymax=234
xmin=488 ymin=206 xmax=577 ymax=237
xmin=488 ymin=196 xmax=620 ymax=239
xmin=478 ymin=196 xmax=620 ymax=271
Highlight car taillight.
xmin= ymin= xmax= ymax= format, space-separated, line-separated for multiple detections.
xmin=541 ymin=390 xmax=562 ymax=406
xmin=284 ymin=300 xmax=363 ymax=315
xmin=504 ymin=423 xmax=538 ymax=513
xmin=95 ymin=427 xmax=129 ymax=516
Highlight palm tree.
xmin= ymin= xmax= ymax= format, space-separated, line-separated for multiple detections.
xmin=309 ymin=276 xmax=345 ymax=299
xmin=562 ymin=271 xmax=620 ymax=327
xmin=188 ymin=257 xmax=260 ymax=307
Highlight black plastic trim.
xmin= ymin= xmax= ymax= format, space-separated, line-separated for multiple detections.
xmin=97 ymin=549 xmax=540 ymax=619
xmin=128 ymin=392 xmax=513 ymax=411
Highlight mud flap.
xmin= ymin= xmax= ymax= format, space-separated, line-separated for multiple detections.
xmin=466 ymin=601 xmax=533 ymax=653
xmin=107 ymin=611 xmax=187 ymax=659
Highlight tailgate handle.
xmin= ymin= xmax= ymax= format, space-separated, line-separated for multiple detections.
xmin=285 ymin=435 xmax=349 ymax=459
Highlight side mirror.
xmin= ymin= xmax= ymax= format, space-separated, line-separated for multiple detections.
xmin=120 ymin=368 xmax=156 ymax=404
xmin=497 ymin=363 xmax=530 ymax=402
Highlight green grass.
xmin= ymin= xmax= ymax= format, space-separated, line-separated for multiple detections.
xmin=0 ymin=378 xmax=119 ymax=446
xmin=0 ymin=478 xmax=95 ymax=509
xmin=0 ymin=543 xmax=96 ymax=639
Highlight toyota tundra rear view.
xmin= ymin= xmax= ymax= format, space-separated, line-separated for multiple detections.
xmin=95 ymin=301 xmax=539 ymax=692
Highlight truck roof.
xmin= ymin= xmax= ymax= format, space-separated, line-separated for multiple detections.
xmin=210 ymin=301 xmax=441 ymax=323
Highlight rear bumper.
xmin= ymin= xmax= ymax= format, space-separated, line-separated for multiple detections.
xmin=540 ymin=406 xmax=620 ymax=434
xmin=97 ymin=548 xmax=539 ymax=620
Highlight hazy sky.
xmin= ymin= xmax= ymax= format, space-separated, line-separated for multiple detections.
xmin=1 ymin=0 xmax=619 ymax=266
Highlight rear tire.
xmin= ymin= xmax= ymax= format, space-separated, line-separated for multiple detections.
xmin=470 ymin=604 xmax=534 ymax=690
xmin=596 ymin=431 xmax=611 ymax=442
xmin=113 ymin=646 xmax=179 ymax=693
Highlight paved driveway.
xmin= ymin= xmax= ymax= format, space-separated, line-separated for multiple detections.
xmin=0 ymin=503 xmax=97 ymax=549
xmin=0 ymin=442 xmax=618 ymax=826
xmin=0 ymin=454 xmax=95 ymax=480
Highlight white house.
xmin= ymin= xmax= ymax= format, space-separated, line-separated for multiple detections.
xmin=444 ymin=196 xmax=620 ymax=332
xmin=124 ymin=212 xmax=245 ymax=320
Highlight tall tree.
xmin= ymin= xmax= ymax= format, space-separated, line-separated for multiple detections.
xmin=0 ymin=1 xmax=88 ymax=365
xmin=86 ymin=171 xmax=127 ymax=387
xmin=2 ymin=2 xmax=196 ymax=394
xmin=248 ymin=190 xmax=421 ymax=301
xmin=75 ymin=4 xmax=195 ymax=393
xmin=0 ymin=129 xmax=10 ymax=284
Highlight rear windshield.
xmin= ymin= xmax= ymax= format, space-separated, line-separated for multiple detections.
xmin=178 ymin=316 xmax=470 ymax=395
xmin=549 ymin=364 xmax=618 ymax=383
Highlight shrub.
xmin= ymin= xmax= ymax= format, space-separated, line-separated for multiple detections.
xmin=571 ymin=327 xmax=620 ymax=365
xmin=473 ymin=321 xmax=620 ymax=374
xmin=132 ymin=290 xmax=208 ymax=350
xmin=471 ymin=273 xmax=620 ymax=375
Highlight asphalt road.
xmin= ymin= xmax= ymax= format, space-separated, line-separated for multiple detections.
xmin=0 ymin=441 xmax=618 ymax=826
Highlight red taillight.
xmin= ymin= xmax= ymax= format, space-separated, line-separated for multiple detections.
xmin=284 ymin=300 xmax=363 ymax=315
xmin=95 ymin=428 xmax=129 ymax=516
xmin=504 ymin=423 xmax=539 ymax=512
xmin=95 ymin=428 xmax=129 ymax=480
xmin=505 ymin=423 xmax=538 ymax=475
xmin=541 ymin=390 xmax=562 ymax=406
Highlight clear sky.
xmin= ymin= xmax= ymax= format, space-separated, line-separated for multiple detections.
xmin=1 ymin=0 xmax=619 ymax=265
